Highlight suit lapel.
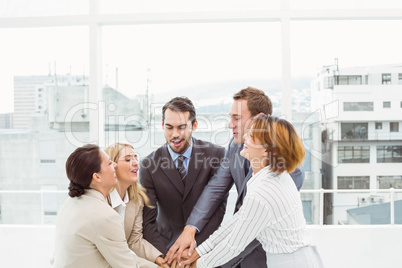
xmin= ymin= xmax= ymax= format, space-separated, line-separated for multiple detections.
xmin=233 ymin=143 xmax=252 ymax=211
xmin=160 ymin=144 xmax=185 ymax=194
xmin=124 ymin=200 xmax=136 ymax=239
xmin=183 ymin=138 xmax=203 ymax=201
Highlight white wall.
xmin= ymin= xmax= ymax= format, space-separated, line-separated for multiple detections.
xmin=0 ymin=225 xmax=400 ymax=268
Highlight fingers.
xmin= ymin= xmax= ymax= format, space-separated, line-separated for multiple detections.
xmin=187 ymin=240 xmax=196 ymax=257
xmin=179 ymin=249 xmax=200 ymax=266
xmin=176 ymin=245 xmax=185 ymax=264
xmin=170 ymin=259 xmax=177 ymax=268
xmin=166 ymin=244 xmax=180 ymax=264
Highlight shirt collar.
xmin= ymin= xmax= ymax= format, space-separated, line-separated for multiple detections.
xmin=109 ymin=188 xmax=129 ymax=209
xmin=247 ymin=166 xmax=271 ymax=189
xmin=167 ymin=138 xmax=193 ymax=161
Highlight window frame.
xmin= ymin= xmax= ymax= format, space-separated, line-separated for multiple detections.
xmin=382 ymin=73 xmax=392 ymax=84
xmin=337 ymin=176 xmax=370 ymax=189
xmin=377 ymin=176 xmax=402 ymax=189
xmin=377 ymin=145 xmax=402 ymax=163
xmin=390 ymin=122 xmax=399 ymax=132
xmin=338 ymin=145 xmax=370 ymax=164
xmin=1 ymin=3 xmax=401 ymax=139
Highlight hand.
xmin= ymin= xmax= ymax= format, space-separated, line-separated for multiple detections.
xmin=155 ymin=256 xmax=169 ymax=268
xmin=170 ymin=259 xmax=191 ymax=268
xmin=165 ymin=226 xmax=197 ymax=264
xmin=179 ymin=249 xmax=200 ymax=266
xmin=189 ymin=260 xmax=197 ymax=268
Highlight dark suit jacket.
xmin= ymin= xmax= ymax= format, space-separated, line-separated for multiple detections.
xmin=139 ymin=138 xmax=226 ymax=254
xmin=186 ymin=137 xmax=305 ymax=268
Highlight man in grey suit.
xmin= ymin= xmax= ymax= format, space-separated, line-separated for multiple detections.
xmin=139 ymin=97 xmax=227 ymax=255
xmin=166 ymin=87 xmax=305 ymax=267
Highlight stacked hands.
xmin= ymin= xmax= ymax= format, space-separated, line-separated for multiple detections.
xmin=158 ymin=228 xmax=199 ymax=268
xmin=160 ymin=248 xmax=198 ymax=268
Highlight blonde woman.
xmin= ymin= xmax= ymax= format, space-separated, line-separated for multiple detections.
xmin=105 ymin=143 xmax=167 ymax=268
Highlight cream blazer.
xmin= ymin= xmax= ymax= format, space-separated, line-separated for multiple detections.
xmin=52 ymin=189 xmax=155 ymax=268
xmin=124 ymin=197 xmax=162 ymax=263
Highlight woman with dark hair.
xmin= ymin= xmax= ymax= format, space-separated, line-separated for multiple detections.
xmin=180 ymin=115 xmax=324 ymax=268
xmin=52 ymin=144 xmax=161 ymax=268
xmin=105 ymin=143 xmax=168 ymax=268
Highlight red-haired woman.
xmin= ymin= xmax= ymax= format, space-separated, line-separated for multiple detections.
xmin=181 ymin=115 xmax=324 ymax=268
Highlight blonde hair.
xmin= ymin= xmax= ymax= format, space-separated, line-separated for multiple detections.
xmin=104 ymin=143 xmax=151 ymax=207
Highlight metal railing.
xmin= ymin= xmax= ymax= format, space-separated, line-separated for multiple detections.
xmin=0 ymin=188 xmax=401 ymax=225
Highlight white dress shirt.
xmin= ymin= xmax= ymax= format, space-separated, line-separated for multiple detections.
xmin=167 ymin=141 xmax=193 ymax=173
xmin=109 ymin=188 xmax=129 ymax=224
xmin=196 ymin=166 xmax=311 ymax=268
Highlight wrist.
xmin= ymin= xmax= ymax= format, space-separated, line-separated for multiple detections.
xmin=184 ymin=225 xmax=197 ymax=236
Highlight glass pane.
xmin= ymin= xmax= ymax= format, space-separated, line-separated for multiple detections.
xmin=0 ymin=27 xmax=90 ymax=224
xmin=102 ymin=22 xmax=282 ymax=156
xmin=100 ymin=0 xmax=280 ymax=14
xmin=301 ymin=192 xmax=321 ymax=225
xmin=343 ymin=102 xmax=373 ymax=111
xmin=395 ymin=192 xmax=402 ymax=224
xmin=290 ymin=0 xmax=402 ymax=9
xmin=0 ymin=0 xmax=88 ymax=17
xmin=0 ymin=191 xmax=68 ymax=224
xmin=291 ymin=20 xmax=402 ymax=87
xmin=330 ymin=191 xmax=391 ymax=225
xmin=378 ymin=176 xmax=402 ymax=189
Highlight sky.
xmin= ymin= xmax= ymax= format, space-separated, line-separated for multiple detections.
xmin=1 ymin=11 xmax=402 ymax=113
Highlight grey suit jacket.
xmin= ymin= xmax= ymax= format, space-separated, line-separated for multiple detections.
xmin=187 ymin=137 xmax=305 ymax=267
xmin=53 ymin=189 xmax=152 ymax=268
xmin=139 ymin=138 xmax=226 ymax=254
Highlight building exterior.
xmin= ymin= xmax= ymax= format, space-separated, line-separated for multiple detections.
xmin=0 ymin=75 xmax=146 ymax=224
xmin=13 ymin=75 xmax=89 ymax=129
xmin=0 ymin=114 xmax=12 ymax=129
xmin=13 ymin=75 xmax=48 ymax=129
xmin=311 ymin=63 xmax=402 ymax=224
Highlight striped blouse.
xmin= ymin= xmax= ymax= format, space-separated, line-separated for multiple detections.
xmin=196 ymin=166 xmax=311 ymax=268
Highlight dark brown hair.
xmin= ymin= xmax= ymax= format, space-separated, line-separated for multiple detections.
xmin=233 ymin=87 xmax=273 ymax=116
xmin=252 ymin=115 xmax=305 ymax=174
xmin=65 ymin=144 xmax=102 ymax=197
xmin=162 ymin=97 xmax=196 ymax=125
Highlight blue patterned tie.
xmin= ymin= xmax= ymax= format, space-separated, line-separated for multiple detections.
xmin=177 ymin=155 xmax=187 ymax=186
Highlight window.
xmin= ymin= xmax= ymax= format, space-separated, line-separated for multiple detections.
xmin=341 ymin=123 xmax=368 ymax=140
xmin=400 ymin=101 xmax=402 ymax=108
xmin=337 ymin=75 xmax=362 ymax=85
xmin=41 ymin=185 xmax=58 ymax=225
xmin=383 ymin=101 xmax=391 ymax=108
xmin=338 ymin=146 xmax=370 ymax=163
xmin=375 ymin=122 xmax=382 ymax=130
xmin=338 ymin=176 xmax=370 ymax=189
xmin=390 ymin=122 xmax=399 ymax=132
xmin=302 ymin=200 xmax=312 ymax=224
xmin=323 ymin=76 xmax=334 ymax=89
xmin=377 ymin=176 xmax=402 ymax=189
xmin=343 ymin=102 xmax=373 ymax=111
xmin=377 ymin=146 xmax=402 ymax=163
xmin=382 ymin=73 xmax=391 ymax=84
xmin=399 ymin=73 xmax=402 ymax=85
